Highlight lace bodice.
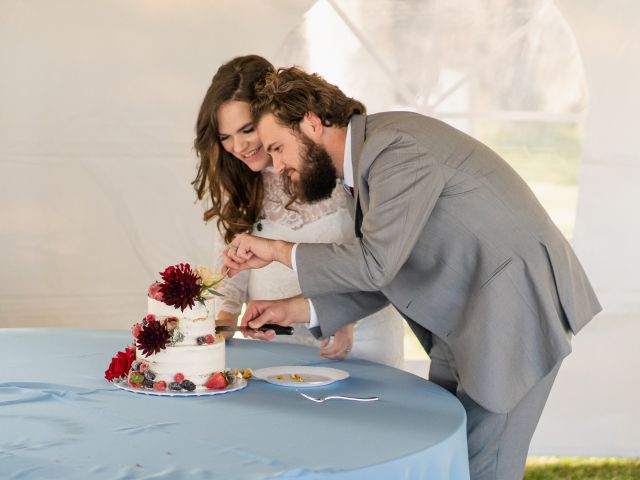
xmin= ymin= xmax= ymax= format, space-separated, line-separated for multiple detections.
xmin=259 ymin=167 xmax=349 ymax=230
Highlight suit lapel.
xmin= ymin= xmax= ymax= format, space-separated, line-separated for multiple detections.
xmin=350 ymin=115 xmax=366 ymax=238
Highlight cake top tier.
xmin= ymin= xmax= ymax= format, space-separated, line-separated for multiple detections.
xmin=147 ymin=263 xmax=224 ymax=313
xmin=147 ymin=297 xmax=214 ymax=320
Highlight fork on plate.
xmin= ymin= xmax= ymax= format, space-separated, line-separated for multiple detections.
xmin=297 ymin=391 xmax=379 ymax=403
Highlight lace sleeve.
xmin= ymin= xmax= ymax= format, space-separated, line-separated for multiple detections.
xmin=211 ymin=222 xmax=249 ymax=315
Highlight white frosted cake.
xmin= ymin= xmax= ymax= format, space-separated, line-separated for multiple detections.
xmin=136 ymin=297 xmax=225 ymax=389
xmin=105 ymin=263 xmax=234 ymax=393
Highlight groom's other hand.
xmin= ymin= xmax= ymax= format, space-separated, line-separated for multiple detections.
xmin=222 ymin=233 xmax=294 ymax=277
xmin=240 ymin=295 xmax=310 ymax=341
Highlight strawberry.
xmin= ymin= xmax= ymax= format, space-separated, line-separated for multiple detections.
xmin=204 ymin=334 xmax=214 ymax=345
xmin=205 ymin=372 xmax=228 ymax=390
xmin=174 ymin=373 xmax=185 ymax=383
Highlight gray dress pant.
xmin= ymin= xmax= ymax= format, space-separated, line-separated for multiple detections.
xmin=428 ymin=335 xmax=560 ymax=480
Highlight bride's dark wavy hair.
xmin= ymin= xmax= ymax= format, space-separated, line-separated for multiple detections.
xmin=192 ymin=55 xmax=275 ymax=244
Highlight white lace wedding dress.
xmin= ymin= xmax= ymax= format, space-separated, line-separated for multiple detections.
xmin=213 ymin=167 xmax=404 ymax=368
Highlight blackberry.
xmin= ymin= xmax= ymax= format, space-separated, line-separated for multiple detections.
xmin=196 ymin=336 xmax=205 ymax=345
xmin=131 ymin=360 xmax=142 ymax=372
xmin=142 ymin=378 xmax=154 ymax=389
xmin=168 ymin=382 xmax=183 ymax=391
xmin=181 ymin=380 xmax=196 ymax=392
xmin=144 ymin=370 xmax=156 ymax=381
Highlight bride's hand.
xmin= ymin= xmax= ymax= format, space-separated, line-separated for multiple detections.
xmin=320 ymin=324 xmax=354 ymax=360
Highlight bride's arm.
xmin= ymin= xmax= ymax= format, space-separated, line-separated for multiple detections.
xmin=212 ymin=223 xmax=250 ymax=339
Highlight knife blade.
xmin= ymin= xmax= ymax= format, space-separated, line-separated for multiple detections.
xmin=216 ymin=324 xmax=293 ymax=335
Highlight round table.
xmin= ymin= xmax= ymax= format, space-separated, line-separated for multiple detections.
xmin=0 ymin=329 xmax=469 ymax=479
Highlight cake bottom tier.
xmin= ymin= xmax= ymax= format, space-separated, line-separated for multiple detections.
xmin=136 ymin=340 xmax=225 ymax=385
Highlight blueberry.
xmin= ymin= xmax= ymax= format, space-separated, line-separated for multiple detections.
xmin=168 ymin=382 xmax=183 ymax=391
xmin=142 ymin=378 xmax=154 ymax=389
xmin=144 ymin=370 xmax=156 ymax=381
xmin=181 ymin=380 xmax=196 ymax=392
xmin=196 ymin=336 xmax=205 ymax=345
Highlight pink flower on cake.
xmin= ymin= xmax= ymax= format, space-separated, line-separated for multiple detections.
xmin=131 ymin=323 xmax=143 ymax=339
xmin=147 ymin=282 xmax=164 ymax=301
xmin=105 ymin=346 xmax=136 ymax=381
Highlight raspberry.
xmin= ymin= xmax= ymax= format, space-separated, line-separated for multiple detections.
xmin=174 ymin=373 xmax=185 ymax=383
xmin=205 ymin=334 xmax=214 ymax=344
xmin=145 ymin=314 xmax=156 ymax=323
xmin=139 ymin=363 xmax=149 ymax=373
xmin=153 ymin=381 xmax=167 ymax=391
xmin=181 ymin=380 xmax=196 ymax=392
xmin=168 ymin=382 xmax=182 ymax=391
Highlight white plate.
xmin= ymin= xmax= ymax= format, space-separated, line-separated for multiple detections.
xmin=112 ymin=377 xmax=247 ymax=397
xmin=252 ymin=366 xmax=349 ymax=388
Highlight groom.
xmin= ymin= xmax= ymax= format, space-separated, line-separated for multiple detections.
xmin=223 ymin=66 xmax=601 ymax=480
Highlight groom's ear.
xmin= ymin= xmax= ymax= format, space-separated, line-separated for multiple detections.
xmin=301 ymin=112 xmax=324 ymax=140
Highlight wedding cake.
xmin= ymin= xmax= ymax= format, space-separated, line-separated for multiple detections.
xmin=105 ymin=263 xmax=235 ymax=392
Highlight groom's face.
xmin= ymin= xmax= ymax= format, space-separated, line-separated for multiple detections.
xmin=257 ymin=113 xmax=337 ymax=202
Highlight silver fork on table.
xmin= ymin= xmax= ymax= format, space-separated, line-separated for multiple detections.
xmin=298 ymin=391 xmax=379 ymax=403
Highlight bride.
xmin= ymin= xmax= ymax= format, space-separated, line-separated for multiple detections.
xmin=192 ymin=55 xmax=404 ymax=367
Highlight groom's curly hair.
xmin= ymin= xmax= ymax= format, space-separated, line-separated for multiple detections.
xmin=252 ymin=67 xmax=366 ymax=130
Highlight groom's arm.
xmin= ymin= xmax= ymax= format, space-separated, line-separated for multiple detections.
xmin=297 ymin=137 xmax=445 ymax=297
xmin=307 ymin=291 xmax=391 ymax=339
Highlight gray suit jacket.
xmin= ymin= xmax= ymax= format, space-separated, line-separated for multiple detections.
xmin=296 ymin=112 xmax=601 ymax=413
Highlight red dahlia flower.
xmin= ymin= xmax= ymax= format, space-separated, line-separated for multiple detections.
xmin=158 ymin=263 xmax=200 ymax=311
xmin=136 ymin=320 xmax=170 ymax=357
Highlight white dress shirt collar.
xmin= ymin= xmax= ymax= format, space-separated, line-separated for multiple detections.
xmin=342 ymin=121 xmax=354 ymax=189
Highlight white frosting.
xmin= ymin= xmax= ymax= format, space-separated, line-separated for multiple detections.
xmin=136 ymin=296 xmax=225 ymax=387
xmin=147 ymin=297 xmax=214 ymax=320
xmin=136 ymin=341 xmax=225 ymax=385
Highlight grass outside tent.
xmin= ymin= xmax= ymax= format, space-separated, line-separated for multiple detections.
xmin=525 ymin=457 xmax=640 ymax=480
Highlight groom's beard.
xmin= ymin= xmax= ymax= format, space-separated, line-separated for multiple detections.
xmin=293 ymin=134 xmax=338 ymax=203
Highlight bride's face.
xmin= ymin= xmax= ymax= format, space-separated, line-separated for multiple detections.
xmin=216 ymin=100 xmax=271 ymax=172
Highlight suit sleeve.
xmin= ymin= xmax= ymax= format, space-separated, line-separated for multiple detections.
xmin=297 ymin=134 xmax=445 ymax=297
xmin=307 ymin=291 xmax=391 ymax=339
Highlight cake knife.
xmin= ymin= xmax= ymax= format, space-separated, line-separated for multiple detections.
xmin=216 ymin=324 xmax=293 ymax=335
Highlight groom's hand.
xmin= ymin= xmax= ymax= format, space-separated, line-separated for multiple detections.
xmin=222 ymin=233 xmax=293 ymax=277
xmin=240 ymin=295 xmax=310 ymax=341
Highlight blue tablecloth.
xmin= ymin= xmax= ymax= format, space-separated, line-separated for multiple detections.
xmin=0 ymin=329 xmax=469 ymax=479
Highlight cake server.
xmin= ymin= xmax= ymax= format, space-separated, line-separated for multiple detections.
xmin=216 ymin=324 xmax=293 ymax=335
